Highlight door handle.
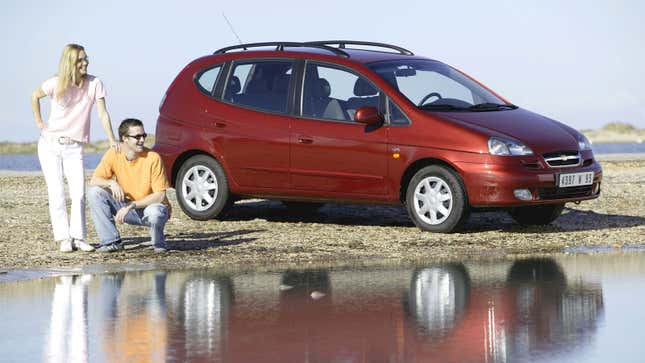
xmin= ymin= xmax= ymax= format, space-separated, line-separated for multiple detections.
xmin=298 ymin=137 xmax=314 ymax=144
xmin=213 ymin=121 xmax=227 ymax=128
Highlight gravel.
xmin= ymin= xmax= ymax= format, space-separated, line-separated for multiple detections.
xmin=0 ymin=156 xmax=643 ymax=271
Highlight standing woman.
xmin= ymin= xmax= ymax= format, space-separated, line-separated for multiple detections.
xmin=31 ymin=43 xmax=119 ymax=252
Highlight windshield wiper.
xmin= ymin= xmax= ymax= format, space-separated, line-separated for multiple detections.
xmin=468 ymin=103 xmax=518 ymax=111
xmin=419 ymin=104 xmax=467 ymax=111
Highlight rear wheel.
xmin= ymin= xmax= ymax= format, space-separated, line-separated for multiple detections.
xmin=509 ymin=203 xmax=565 ymax=226
xmin=406 ymin=165 xmax=469 ymax=233
xmin=176 ymin=155 xmax=231 ymax=220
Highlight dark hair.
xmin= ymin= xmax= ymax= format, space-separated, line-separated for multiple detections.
xmin=118 ymin=118 xmax=144 ymax=141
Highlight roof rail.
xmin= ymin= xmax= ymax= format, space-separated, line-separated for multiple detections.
xmin=306 ymin=40 xmax=414 ymax=56
xmin=214 ymin=42 xmax=349 ymax=58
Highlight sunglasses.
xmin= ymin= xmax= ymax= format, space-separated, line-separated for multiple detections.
xmin=126 ymin=133 xmax=147 ymax=141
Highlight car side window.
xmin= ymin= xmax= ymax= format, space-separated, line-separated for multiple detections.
xmin=195 ymin=65 xmax=222 ymax=96
xmin=224 ymin=60 xmax=293 ymax=114
xmin=302 ymin=63 xmax=381 ymax=122
xmin=388 ymin=99 xmax=410 ymax=126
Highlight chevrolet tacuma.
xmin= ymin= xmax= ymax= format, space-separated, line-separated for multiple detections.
xmin=153 ymin=41 xmax=602 ymax=232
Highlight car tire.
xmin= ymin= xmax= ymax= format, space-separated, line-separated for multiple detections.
xmin=406 ymin=264 xmax=471 ymax=337
xmin=176 ymin=155 xmax=231 ymax=220
xmin=509 ymin=203 xmax=565 ymax=226
xmin=406 ymin=165 xmax=469 ymax=233
xmin=281 ymin=201 xmax=324 ymax=214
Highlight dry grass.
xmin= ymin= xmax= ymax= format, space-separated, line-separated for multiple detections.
xmin=582 ymin=122 xmax=645 ymax=143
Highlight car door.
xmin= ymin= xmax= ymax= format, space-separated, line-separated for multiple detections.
xmin=290 ymin=62 xmax=388 ymax=197
xmin=211 ymin=59 xmax=294 ymax=190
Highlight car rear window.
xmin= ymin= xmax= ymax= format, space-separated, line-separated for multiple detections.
xmin=195 ymin=65 xmax=222 ymax=96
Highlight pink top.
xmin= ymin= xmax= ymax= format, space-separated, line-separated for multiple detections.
xmin=41 ymin=75 xmax=106 ymax=143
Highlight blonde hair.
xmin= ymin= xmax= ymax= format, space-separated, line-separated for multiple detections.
xmin=54 ymin=44 xmax=85 ymax=101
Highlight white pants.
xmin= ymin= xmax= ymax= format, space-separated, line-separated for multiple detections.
xmin=38 ymin=136 xmax=86 ymax=241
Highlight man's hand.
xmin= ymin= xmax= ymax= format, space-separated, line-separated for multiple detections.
xmin=109 ymin=180 xmax=125 ymax=202
xmin=115 ymin=203 xmax=134 ymax=223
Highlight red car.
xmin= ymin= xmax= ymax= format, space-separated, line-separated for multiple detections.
xmin=153 ymin=40 xmax=602 ymax=232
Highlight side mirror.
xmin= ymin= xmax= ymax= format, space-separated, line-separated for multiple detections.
xmin=354 ymin=106 xmax=383 ymax=125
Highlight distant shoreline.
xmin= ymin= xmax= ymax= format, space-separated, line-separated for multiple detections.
xmin=582 ymin=130 xmax=644 ymax=144
xmin=0 ymin=135 xmax=156 ymax=155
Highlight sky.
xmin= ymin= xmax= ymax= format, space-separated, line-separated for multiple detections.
xmin=1 ymin=0 xmax=644 ymax=142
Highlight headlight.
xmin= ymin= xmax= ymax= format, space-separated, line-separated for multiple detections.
xmin=577 ymin=133 xmax=592 ymax=151
xmin=488 ymin=137 xmax=533 ymax=156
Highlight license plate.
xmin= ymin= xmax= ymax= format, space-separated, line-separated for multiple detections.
xmin=558 ymin=171 xmax=594 ymax=187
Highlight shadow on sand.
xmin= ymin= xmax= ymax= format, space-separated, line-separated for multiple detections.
xmin=224 ymin=200 xmax=412 ymax=226
xmin=221 ymin=201 xmax=644 ymax=233
xmin=464 ymin=207 xmax=645 ymax=234
xmin=122 ymin=229 xmax=263 ymax=252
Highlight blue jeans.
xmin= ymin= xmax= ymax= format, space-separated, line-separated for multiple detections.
xmin=88 ymin=186 xmax=168 ymax=248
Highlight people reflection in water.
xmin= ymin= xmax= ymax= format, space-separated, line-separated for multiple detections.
xmin=103 ymin=271 xmax=168 ymax=362
xmin=46 ymin=275 xmax=91 ymax=363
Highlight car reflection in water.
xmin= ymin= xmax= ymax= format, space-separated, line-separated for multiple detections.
xmin=405 ymin=259 xmax=603 ymax=362
xmin=39 ymin=259 xmax=603 ymax=362
xmin=172 ymin=273 xmax=233 ymax=361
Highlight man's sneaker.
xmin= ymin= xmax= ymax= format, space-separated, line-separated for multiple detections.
xmin=59 ymin=239 xmax=74 ymax=253
xmin=73 ymin=239 xmax=95 ymax=252
xmin=96 ymin=241 xmax=124 ymax=253
xmin=153 ymin=246 xmax=168 ymax=253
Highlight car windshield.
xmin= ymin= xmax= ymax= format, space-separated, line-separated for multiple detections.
xmin=368 ymin=60 xmax=513 ymax=112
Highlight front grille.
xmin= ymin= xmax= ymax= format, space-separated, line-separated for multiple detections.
xmin=538 ymin=185 xmax=594 ymax=200
xmin=543 ymin=151 xmax=581 ymax=168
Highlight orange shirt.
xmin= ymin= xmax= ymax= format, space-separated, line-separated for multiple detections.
xmin=93 ymin=148 xmax=170 ymax=202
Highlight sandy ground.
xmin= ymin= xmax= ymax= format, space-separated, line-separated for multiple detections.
xmin=0 ymin=154 xmax=643 ymax=272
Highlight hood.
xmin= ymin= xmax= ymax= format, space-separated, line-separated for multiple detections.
xmin=433 ymin=108 xmax=580 ymax=154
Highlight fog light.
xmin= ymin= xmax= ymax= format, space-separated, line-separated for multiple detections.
xmin=593 ymin=182 xmax=600 ymax=194
xmin=514 ymin=188 xmax=532 ymax=201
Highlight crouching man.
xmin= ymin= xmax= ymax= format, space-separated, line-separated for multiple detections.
xmin=89 ymin=118 xmax=170 ymax=253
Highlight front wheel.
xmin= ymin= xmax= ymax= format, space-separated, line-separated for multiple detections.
xmin=175 ymin=155 xmax=231 ymax=220
xmin=509 ymin=204 xmax=565 ymax=226
xmin=406 ymin=165 xmax=469 ymax=233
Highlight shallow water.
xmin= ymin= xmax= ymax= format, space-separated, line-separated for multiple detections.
xmin=1 ymin=252 xmax=645 ymax=362
xmin=0 ymin=153 xmax=102 ymax=172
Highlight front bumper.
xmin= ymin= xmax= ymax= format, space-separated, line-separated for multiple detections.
xmin=455 ymin=157 xmax=602 ymax=207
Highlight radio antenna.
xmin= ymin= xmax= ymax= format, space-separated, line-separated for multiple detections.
xmin=222 ymin=13 xmax=243 ymax=45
